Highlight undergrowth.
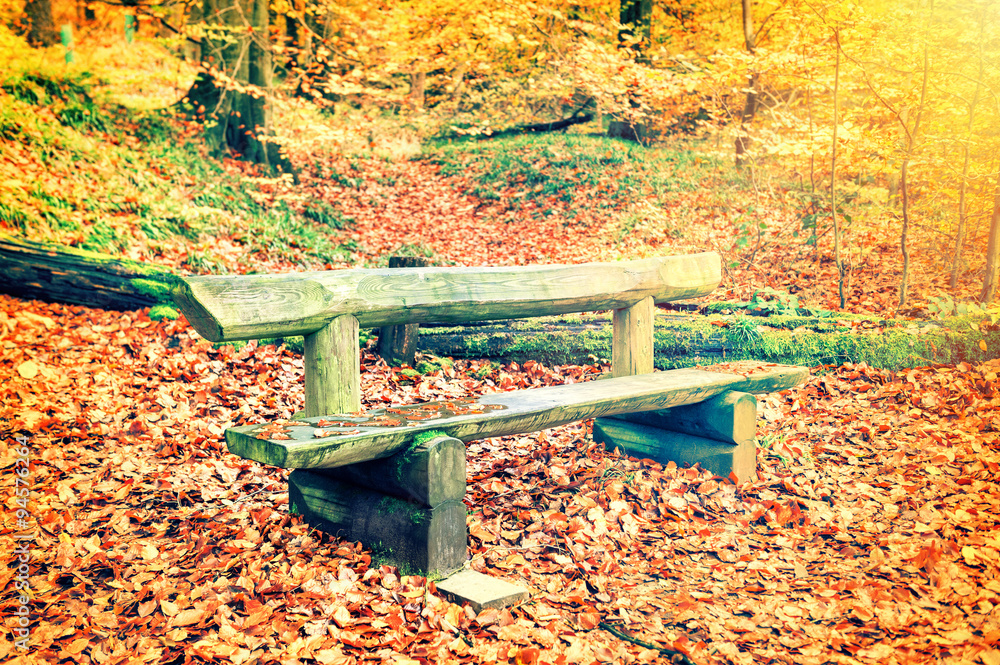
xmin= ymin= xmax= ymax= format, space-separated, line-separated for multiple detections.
xmin=424 ymin=133 xmax=717 ymax=217
xmin=0 ymin=64 xmax=356 ymax=271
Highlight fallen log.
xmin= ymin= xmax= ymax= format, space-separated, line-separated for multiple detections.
xmin=482 ymin=113 xmax=594 ymax=139
xmin=410 ymin=312 xmax=1000 ymax=370
xmin=413 ymin=313 xmax=726 ymax=367
xmin=0 ymin=233 xmax=180 ymax=311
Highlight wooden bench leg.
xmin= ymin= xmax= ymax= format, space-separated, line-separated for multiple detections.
xmin=612 ymin=295 xmax=655 ymax=377
xmin=304 ymin=315 xmax=360 ymax=417
xmin=287 ymin=435 xmax=468 ymax=576
xmin=594 ymin=391 xmax=758 ymax=483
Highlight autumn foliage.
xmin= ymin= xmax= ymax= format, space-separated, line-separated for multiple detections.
xmin=3 ymin=292 xmax=1000 ymax=663
xmin=2 ymin=1 xmax=1000 ymax=664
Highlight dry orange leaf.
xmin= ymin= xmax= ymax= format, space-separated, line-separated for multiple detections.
xmin=515 ymin=647 xmax=540 ymax=665
xmin=332 ymin=605 xmax=352 ymax=628
xmin=17 ymin=360 xmax=38 ymax=379
xmin=170 ymin=608 xmax=207 ymax=628
xmin=61 ymin=638 xmax=90 ymax=656
xmin=160 ymin=599 xmax=179 ymax=616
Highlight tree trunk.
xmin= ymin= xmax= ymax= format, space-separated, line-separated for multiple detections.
xmin=409 ymin=70 xmax=426 ymax=110
xmin=897 ymin=5 xmax=931 ymax=311
xmin=979 ymin=167 xmax=1000 ymax=305
xmin=830 ymin=31 xmax=846 ymax=309
xmin=734 ymin=0 xmax=758 ymax=168
xmin=951 ymin=7 xmax=985 ymax=291
xmin=185 ymin=0 xmax=294 ymax=176
xmin=607 ymin=0 xmax=652 ymax=142
xmin=0 ymin=234 xmax=179 ymax=311
xmin=24 ymin=0 xmax=57 ymax=46
xmin=618 ymin=0 xmax=652 ymax=50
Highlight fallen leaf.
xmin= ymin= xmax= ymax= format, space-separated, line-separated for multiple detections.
xmin=17 ymin=360 xmax=38 ymax=379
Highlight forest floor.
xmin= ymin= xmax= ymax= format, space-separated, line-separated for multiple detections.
xmin=3 ymin=155 xmax=1000 ymax=664
xmin=2 ymin=43 xmax=1000 ymax=665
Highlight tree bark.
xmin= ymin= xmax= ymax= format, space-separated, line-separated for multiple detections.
xmin=0 ymin=234 xmax=179 ymax=310
xmin=951 ymin=7 xmax=985 ymax=291
xmin=618 ymin=0 xmax=652 ymax=50
xmin=24 ymin=0 xmax=57 ymax=46
xmin=979 ymin=167 xmax=1000 ymax=305
xmin=830 ymin=31 xmax=846 ymax=309
xmin=408 ymin=70 xmax=426 ymax=110
xmin=185 ymin=0 xmax=294 ymax=176
xmin=607 ymin=0 xmax=652 ymax=143
xmin=897 ymin=5 xmax=931 ymax=311
xmin=485 ymin=112 xmax=594 ymax=139
xmin=734 ymin=0 xmax=758 ymax=167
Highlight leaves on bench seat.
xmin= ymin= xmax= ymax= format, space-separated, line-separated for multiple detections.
xmin=248 ymin=397 xmax=509 ymax=443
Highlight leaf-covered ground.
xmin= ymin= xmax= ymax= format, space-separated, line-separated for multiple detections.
xmin=2 ymin=281 xmax=999 ymax=665
xmin=3 ymin=60 xmax=999 ymax=665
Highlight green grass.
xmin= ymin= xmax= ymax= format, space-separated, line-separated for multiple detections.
xmin=423 ymin=133 xmax=717 ymax=216
xmin=0 ymin=65 xmax=358 ymax=271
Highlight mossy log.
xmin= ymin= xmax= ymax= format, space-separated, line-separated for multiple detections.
xmin=411 ymin=312 xmax=1000 ymax=370
xmin=0 ymin=233 xmax=180 ymax=310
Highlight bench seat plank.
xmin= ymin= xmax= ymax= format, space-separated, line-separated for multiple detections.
xmin=226 ymin=365 xmax=807 ymax=470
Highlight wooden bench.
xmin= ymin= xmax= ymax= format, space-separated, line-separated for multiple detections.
xmin=173 ymin=253 xmax=807 ymax=603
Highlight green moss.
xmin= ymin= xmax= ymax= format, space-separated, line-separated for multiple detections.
xmin=131 ymin=277 xmax=176 ymax=302
xmin=369 ymin=543 xmax=439 ymax=579
xmin=415 ymin=355 xmax=453 ymax=374
xmin=149 ymin=304 xmax=179 ymax=321
xmin=414 ymin=312 xmax=1000 ymax=370
xmin=474 ymin=362 xmax=497 ymax=379
xmin=720 ymin=323 xmax=1000 ymax=369
xmin=214 ymin=340 xmax=250 ymax=352
xmin=413 ymin=429 xmax=449 ymax=446
xmin=392 ymin=430 xmax=450 ymax=483
xmin=376 ymin=495 xmax=430 ymax=526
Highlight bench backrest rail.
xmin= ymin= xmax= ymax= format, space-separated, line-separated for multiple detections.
xmin=173 ymin=252 xmax=722 ymax=416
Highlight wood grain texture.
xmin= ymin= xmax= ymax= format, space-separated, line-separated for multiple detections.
xmin=609 ymin=390 xmax=757 ymax=444
xmin=226 ymin=365 xmax=808 ymax=469
xmin=288 ymin=470 xmax=467 ymax=575
xmin=173 ymin=252 xmax=721 ymax=342
xmin=303 ymin=316 xmax=360 ymax=417
xmin=309 ymin=435 xmax=465 ymax=507
xmin=612 ymin=295 xmax=654 ymax=377
xmin=593 ymin=418 xmax=757 ymax=483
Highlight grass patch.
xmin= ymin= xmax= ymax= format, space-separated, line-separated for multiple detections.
xmin=423 ymin=133 xmax=716 ymax=217
xmin=0 ymin=63 xmax=356 ymax=271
